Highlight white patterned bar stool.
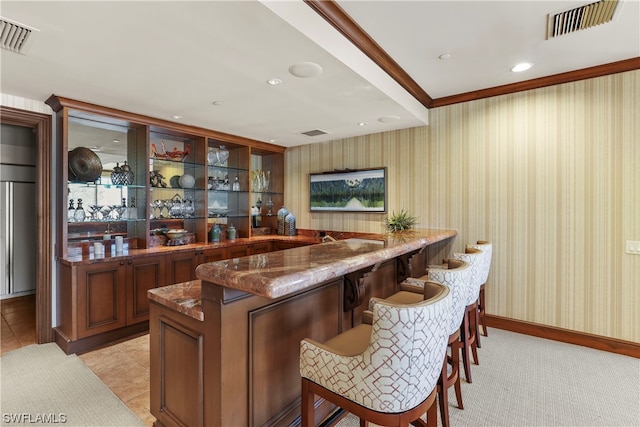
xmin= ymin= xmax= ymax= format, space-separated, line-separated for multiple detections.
xmin=395 ymin=259 xmax=471 ymax=427
xmin=452 ymin=247 xmax=484 ymax=383
xmin=299 ymin=283 xmax=452 ymax=427
xmin=467 ymin=241 xmax=492 ymax=338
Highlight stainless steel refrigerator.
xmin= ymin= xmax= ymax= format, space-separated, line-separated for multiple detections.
xmin=1 ymin=165 xmax=36 ymax=298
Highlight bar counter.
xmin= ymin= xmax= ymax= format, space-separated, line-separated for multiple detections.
xmin=194 ymin=228 xmax=457 ymax=299
xmin=149 ymin=228 xmax=456 ymax=427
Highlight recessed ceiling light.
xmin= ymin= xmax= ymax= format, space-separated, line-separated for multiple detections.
xmin=112 ymin=139 xmax=120 ymax=143
xmin=511 ymin=62 xmax=533 ymax=72
xmin=438 ymin=53 xmax=451 ymax=60
xmin=289 ymin=62 xmax=323 ymax=78
xmin=267 ymin=78 xmax=283 ymax=85
xmin=212 ymin=101 xmax=223 ymax=106
xmin=378 ymin=116 xmax=400 ymax=123
xmin=171 ymin=115 xmax=183 ymax=120
xmin=357 ymin=122 xmax=367 ymax=126
xmin=268 ymin=139 xmax=277 ymax=143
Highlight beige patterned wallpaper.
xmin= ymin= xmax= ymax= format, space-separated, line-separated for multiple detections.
xmin=285 ymin=70 xmax=639 ymax=343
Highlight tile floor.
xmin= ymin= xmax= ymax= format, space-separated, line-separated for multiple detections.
xmin=1 ymin=294 xmax=154 ymax=426
xmin=1 ymin=294 xmax=37 ymax=354
xmin=79 ymin=333 xmax=154 ymax=426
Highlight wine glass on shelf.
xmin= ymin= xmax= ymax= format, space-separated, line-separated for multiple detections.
xmin=88 ymin=204 xmax=103 ymax=221
xmin=100 ymin=205 xmax=113 ymax=222
xmin=114 ymin=205 xmax=127 ymax=221
xmin=109 ymin=205 xmax=121 ymax=220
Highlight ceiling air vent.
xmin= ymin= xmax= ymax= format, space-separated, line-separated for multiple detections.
xmin=0 ymin=17 xmax=38 ymax=54
xmin=301 ymin=129 xmax=329 ymax=137
xmin=547 ymin=0 xmax=620 ymax=39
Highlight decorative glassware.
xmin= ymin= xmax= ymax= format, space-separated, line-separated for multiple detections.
xmin=87 ymin=204 xmax=102 ymax=221
xmin=284 ymin=212 xmax=296 ymax=236
xmin=74 ymin=198 xmax=86 ymax=222
xmin=217 ymin=145 xmax=229 ymax=166
xmin=207 ymin=147 xmax=218 ymax=165
xmin=128 ymin=197 xmax=137 ymax=220
xmin=100 ymin=205 xmax=113 ymax=221
xmin=68 ymin=199 xmax=75 ymax=222
xmin=261 ymin=170 xmax=270 ymax=192
xmin=277 ymin=206 xmax=289 ymax=235
xmin=266 ymin=198 xmax=273 ymax=216
xmin=232 ymin=176 xmax=240 ymax=191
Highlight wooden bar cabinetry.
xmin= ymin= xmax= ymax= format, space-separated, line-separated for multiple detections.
xmin=48 ymin=95 xmax=286 ymax=353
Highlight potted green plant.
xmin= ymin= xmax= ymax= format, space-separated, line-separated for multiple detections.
xmin=383 ymin=209 xmax=418 ymax=233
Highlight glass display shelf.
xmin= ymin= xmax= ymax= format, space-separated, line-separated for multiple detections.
xmin=68 ymin=182 xmax=146 ymax=190
xmin=149 ymin=157 xmax=204 ymax=169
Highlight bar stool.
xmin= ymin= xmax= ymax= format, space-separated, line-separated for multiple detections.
xmin=452 ymin=247 xmax=484 ymax=383
xmin=300 ymin=283 xmax=452 ymax=427
xmin=467 ymin=241 xmax=492 ymax=337
xmin=363 ymin=259 xmax=471 ymax=427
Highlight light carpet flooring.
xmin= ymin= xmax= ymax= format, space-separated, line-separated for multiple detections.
xmin=337 ymin=328 xmax=640 ymax=426
xmin=2 ymin=320 xmax=638 ymax=426
xmin=0 ymin=342 xmax=144 ymax=426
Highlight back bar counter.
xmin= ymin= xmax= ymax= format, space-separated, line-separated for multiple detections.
xmin=148 ymin=228 xmax=456 ymax=427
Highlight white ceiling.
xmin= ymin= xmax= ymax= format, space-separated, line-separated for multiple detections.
xmin=1 ymin=0 xmax=638 ymax=149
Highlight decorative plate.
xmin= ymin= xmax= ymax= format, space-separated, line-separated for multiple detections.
xmin=68 ymin=147 xmax=102 ymax=182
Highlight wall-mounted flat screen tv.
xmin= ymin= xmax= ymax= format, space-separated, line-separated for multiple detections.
xmin=309 ymin=167 xmax=386 ymax=213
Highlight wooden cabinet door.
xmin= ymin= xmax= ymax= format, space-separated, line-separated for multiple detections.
xmin=126 ymin=255 xmax=166 ymax=324
xmin=166 ymin=250 xmax=201 ymax=285
xmin=202 ymin=247 xmax=227 ymax=263
xmin=76 ymin=260 xmax=127 ymax=339
xmin=249 ymin=241 xmax=271 ymax=255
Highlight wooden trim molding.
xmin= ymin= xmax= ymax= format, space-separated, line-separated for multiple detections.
xmin=304 ymin=0 xmax=433 ymax=108
xmin=486 ymin=314 xmax=640 ymax=359
xmin=430 ymin=57 xmax=640 ymax=107
xmin=304 ymin=1 xmax=639 ymax=109
xmin=45 ymin=95 xmax=285 ymax=154
xmin=0 ymin=106 xmax=53 ymax=344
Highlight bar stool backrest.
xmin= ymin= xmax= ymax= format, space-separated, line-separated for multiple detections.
xmin=426 ymin=260 xmax=471 ymax=336
xmin=452 ymin=248 xmax=484 ymax=306
xmin=467 ymin=241 xmax=492 ymax=284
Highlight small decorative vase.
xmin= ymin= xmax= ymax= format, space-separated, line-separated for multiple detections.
xmin=179 ymin=174 xmax=195 ymax=189
xmin=120 ymin=161 xmax=134 ymax=185
xmin=277 ymin=206 xmax=289 ymax=235
xmin=284 ymin=212 xmax=296 ymax=236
